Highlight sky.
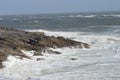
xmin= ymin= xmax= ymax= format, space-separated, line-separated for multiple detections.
xmin=0 ymin=0 xmax=120 ymax=15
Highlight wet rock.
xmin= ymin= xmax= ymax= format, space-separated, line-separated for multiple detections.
xmin=33 ymin=52 xmax=43 ymax=56
xmin=70 ymin=58 xmax=78 ymax=60
xmin=82 ymin=43 xmax=90 ymax=48
xmin=46 ymin=50 xmax=62 ymax=54
xmin=0 ymin=27 xmax=90 ymax=68
xmin=0 ymin=51 xmax=8 ymax=68
xmin=36 ymin=58 xmax=45 ymax=61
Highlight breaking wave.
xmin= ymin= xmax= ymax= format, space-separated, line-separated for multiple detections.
xmin=0 ymin=29 xmax=120 ymax=80
xmin=67 ymin=14 xmax=120 ymax=18
xmin=103 ymin=14 xmax=120 ymax=17
xmin=68 ymin=15 xmax=96 ymax=18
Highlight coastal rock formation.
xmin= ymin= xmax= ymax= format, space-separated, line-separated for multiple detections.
xmin=0 ymin=27 xmax=90 ymax=68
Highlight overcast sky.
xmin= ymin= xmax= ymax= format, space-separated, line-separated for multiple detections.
xmin=0 ymin=0 xmax=120 ymax=15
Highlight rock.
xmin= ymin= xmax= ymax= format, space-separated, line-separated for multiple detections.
xmin=33 ymin=52 xmax=43 ymax=56
xmin=70 ymin=58 xmax=78 ymax=60
xmin=0 ymin=27 xmax=90 ymax=68
xmin=45 ymin=49 xmax=62 ymax=54
xmin=82 ymin=43 xmax=90 ymax=48
xmin=36 ymin=58 xmax=45 ymax=61
xmin=0 ymin=51 xmax=8 ymax=68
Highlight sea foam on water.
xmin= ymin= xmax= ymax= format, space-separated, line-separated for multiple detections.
xmin=0 ymin=29 xmax=120 ymax=80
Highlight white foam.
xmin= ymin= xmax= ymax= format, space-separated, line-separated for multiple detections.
xmin=0 ymin=29 xmax=120 ymax=80
xmin=27 ymin=29 xmax=120 ymax=55
xmin=21 ymin=50 xmax=35 ymax=57
xmin=0 ymin=18 xmax=3 ymax=20
xmin=27 ymin=29 xmax=120 ymax=49
xmin=69 ymin=15 xmax=96 ymax=18
xmin=27 ymin=29 xmax=84 ymax=38
xmin=113 ymin=54 xmax=120 ymax=58
xmin=33 ymin=20 xmax=39 ymax=23
xmin=12 ymin=18 xmax=19 ymax=21
xmin=103 ymin=14 xmax=120 ymax=17
xmin=0 ymin=46 xmax=93 ymax=79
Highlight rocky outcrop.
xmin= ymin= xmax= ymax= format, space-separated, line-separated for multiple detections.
xmin=0 ymin=27 xmax=90 ymax=68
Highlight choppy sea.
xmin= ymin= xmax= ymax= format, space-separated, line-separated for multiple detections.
xmin=0 ymin=12 xmax=120 ymax=80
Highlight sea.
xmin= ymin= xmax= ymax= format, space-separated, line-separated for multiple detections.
xmin=0 ymin=12 xmax=120 ymax=80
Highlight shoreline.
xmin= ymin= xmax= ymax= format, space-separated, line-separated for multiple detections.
xmin=0 ymin=27 xmax=89 ymax=68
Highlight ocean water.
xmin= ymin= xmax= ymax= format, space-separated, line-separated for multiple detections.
xmin=0 ymin=12 xmax=120 ymax=80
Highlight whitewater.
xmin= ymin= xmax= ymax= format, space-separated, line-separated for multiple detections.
xmin=0 ymin=12 xmax=120 ymax=80
xmin=0 ymin=28 xmax=120 ymax=80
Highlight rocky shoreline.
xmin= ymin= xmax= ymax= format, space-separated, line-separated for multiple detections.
xmin=0 ymin=27 xmax=90 ymax=68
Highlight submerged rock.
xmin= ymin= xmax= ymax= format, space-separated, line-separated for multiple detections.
xmin=0 ymin=27 xmax=90 ymax=68
xmin=36 ymin=58 xmax=45 ymax=61
xmin=70 ymin=58 xmax=78 ymax=60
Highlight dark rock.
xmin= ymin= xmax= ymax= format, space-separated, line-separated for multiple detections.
xmin=70 ymin=58 xmax=78 ymax=60
xmin=45 ymin=50 xmax=62 ymax=54
xmin=33 ymin=52 xmax=43 ymax=56
xmin=36 ymin=58 xmax=45 ymax=61
xmin=0 ymin=27 xmax=90 ymax=68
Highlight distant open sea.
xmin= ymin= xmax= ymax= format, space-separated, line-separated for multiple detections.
xmin=0 ymin=12 xmax=120 ymax=80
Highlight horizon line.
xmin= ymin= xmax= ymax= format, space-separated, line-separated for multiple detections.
xmin=0 ymin=10 xmax=120 ymax=16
